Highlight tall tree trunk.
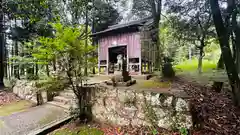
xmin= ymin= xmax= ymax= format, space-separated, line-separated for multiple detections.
xmin=20 ymin=43 xmax=25 ymax=75
xmin=35 ymin=61 xmax=38 ymax=76
xmin=198 ymin=37 xmax=205 ymax=74
xmin=0 ymin=3 xmax=4 ymax=88
xmin=92 ymin=0 xmax=96 ymax=74
xmin=3 ymin=30 xmax=7 ymax=78
xmin=14 ymin=41 xmax=20 ymax=79
xmin=154 ymin=23 xmax=161 ymax=71
xmin=11 ymin=45 xmax=14 ymax=77
xmin=198 ymin=48 xmax=203 ymax=74
xmin=212 ymin=54 xmax=224 ymax=92
xmin=232 ymin=5 xmax=240 ymax=73
xmin=84 ymin=4 xmax=88 ymax=76
xmin=14 ymin=18 xmax=20 ymax=79
xmin=150 ymin=0 xmax=162 ymax=71
xmin=210 ymin=0 xmax=240 ymax=106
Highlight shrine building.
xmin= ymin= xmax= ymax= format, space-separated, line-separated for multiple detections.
xmin=92 ymin=17 xmax=157 ymax=75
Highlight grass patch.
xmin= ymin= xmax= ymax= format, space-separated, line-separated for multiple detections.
xmin=177 ymin=70 xmax=228 ymax=86
xmin=174 ymin=59 xmax=217 ymax=72
xmin=0 ymin=100 xmax=33 ymax=116
xmin=134 ymin=80 xmax=171 ymax=89
xmin=52 ymin=126 xmax=104 ymax=135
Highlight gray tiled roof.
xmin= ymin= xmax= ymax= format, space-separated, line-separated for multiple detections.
xmin=91 ymin=17 xmax=153 ymax=36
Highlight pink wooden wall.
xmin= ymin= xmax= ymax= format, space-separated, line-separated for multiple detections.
xmin=98 ymin=32 xmax=141 ymax=61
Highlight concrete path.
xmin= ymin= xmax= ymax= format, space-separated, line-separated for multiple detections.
xmin=0 ymin=104 xmax=69 ymax=135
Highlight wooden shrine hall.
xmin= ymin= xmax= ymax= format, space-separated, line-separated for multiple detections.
xmin=91 ymin=17 xmax=157 ymax=75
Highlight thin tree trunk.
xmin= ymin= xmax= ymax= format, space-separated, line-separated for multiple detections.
xmin=53 ymin=57 xmax=56 ymax=71
xmin=232 ymin=5 xmax=240 ymax=73
xmin=84 ymin=4 xmax=88 ymax=76
xmin=198 ymin=36 xmax=206 ymax=74
xmin=3 ymin=30 xmax=7 ymax=78
xmin=92 ymin=0 xmax=96 ymax=75
xmin=150 ymin=0 xmax=162 ymax=71
xmin=198 ymin=47 xmax=203 ymax=74
xmin=14 ymin=41 xmax=20 ymax=79
xmin=153 ymin=22 xmax=161 ymax=71
xmin=46 ymin=64 xmax=50 ymax=77
xmin=11 ymin=45 xmax=14 ymax=77
xmin=20 ymin=20 xmax=25 ymax=76
xmin=210 ymin=0 xmax=240 ymax=106
xmin=14 ymin=18 xmax=20 ymax=79
xmin=35 ymin=62 xmax=38 ymax=76
xmin=212 ymin=54 xmax=224 ymax=92
xmin=20 ymin=43 xmax=25 ymax=75
xmin=0 ymin=3 xmax=4 ymax=87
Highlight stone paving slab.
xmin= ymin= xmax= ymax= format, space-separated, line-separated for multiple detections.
xmin=0 ymin=104 xmax=69 ymax=135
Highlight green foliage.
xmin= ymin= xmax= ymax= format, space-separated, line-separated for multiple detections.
xmin=26 ymin=74 xmax=39 ymax=80
xmin=151 ymin=128 xmax=159 ymax=135
xmin=35 ymin=76 xmax=69 ymax=92
xmin=174 ymin=58 xmax=217 ymax=72
xmin=93 ymin=0 xmax=121 ymax=32
xmin=179 ymin=127 xmax=188 ymax=135
xmin=7 ymin=0 xmax=55 ymax=41
xmin=204 ymin=38 xmax=221 ymax=61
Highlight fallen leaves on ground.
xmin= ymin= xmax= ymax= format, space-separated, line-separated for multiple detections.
xmin=55 ymin=122 xmax=176 ymax=135
xmin=100 ymin=126 xmax=173 ymax=135
xmin=175 ymin=77 xmax=240 ymax=135
xmin=0 ymin=90 xmax=20 ymax=106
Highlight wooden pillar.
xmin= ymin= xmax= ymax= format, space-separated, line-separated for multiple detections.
xmin=139 ymin=52 xmax=142 ymax=75
xmin=98 ymin=41 xmax=100 ymax=75
xmin=148 ymin=41 xmax=151 ymax=73
xmin=143 ymin=60 xmax=146 ymax=73
xmin=127 ymin=45 xmax=129 ymax=72
xmin=106 ymin=48 xmax=109 ymax=75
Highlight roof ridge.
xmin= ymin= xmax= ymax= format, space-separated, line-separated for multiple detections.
xmin=108 ymin=16 xmax=152 ymax=28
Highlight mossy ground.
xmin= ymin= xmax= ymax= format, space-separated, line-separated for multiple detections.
xmin=0 ymin=100 xmax=33 ymax=116
xmin=51 ymin=126 xmax=104 ymax=135
xmin=174 ymin=59 xmax=228 ymax=86
xmin=133 ymin=80 xmax=171 ymax=89
xmin=174 ymin=59 xmax=217 ymax=72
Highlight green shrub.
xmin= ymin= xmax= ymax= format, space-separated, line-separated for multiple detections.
xmin=26 ymin=74 xmax=39 ymax=80
xmin=35 ymin=76 xmax=70 ymax=101
xmin=180 ymin=127 xmax=188 ymax=135
xmin=35 ymin=76 xmax=69 ymax=92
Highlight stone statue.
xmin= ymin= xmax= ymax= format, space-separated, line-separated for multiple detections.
xmin=117 ymin=54 xmax=123 ymax=71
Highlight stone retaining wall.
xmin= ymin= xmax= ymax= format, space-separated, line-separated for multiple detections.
xmin=13 ymin=80 xmax=47 ymax=103
xmin=92 ymin=86 xmax=192 ymax=130
xmin=12 ymin=80 xmax=192 ymax=130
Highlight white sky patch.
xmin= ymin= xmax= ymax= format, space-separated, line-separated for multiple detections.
xmin=116 ymin=0 xmax=134 ymax=23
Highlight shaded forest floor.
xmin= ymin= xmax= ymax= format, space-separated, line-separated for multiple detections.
xmin=175 ymin=76 xmax=240 ymax=135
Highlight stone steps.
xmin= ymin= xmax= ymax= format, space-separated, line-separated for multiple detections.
xmin=53 ymin=96 xmax=72 ymax=105
xmin=58 ymin=91 xmax=75 ymax=98
xmin=47 ymin=101 xmax=73 ymax=110
xmin=48 ymin=89 xmax=77 ymax=110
